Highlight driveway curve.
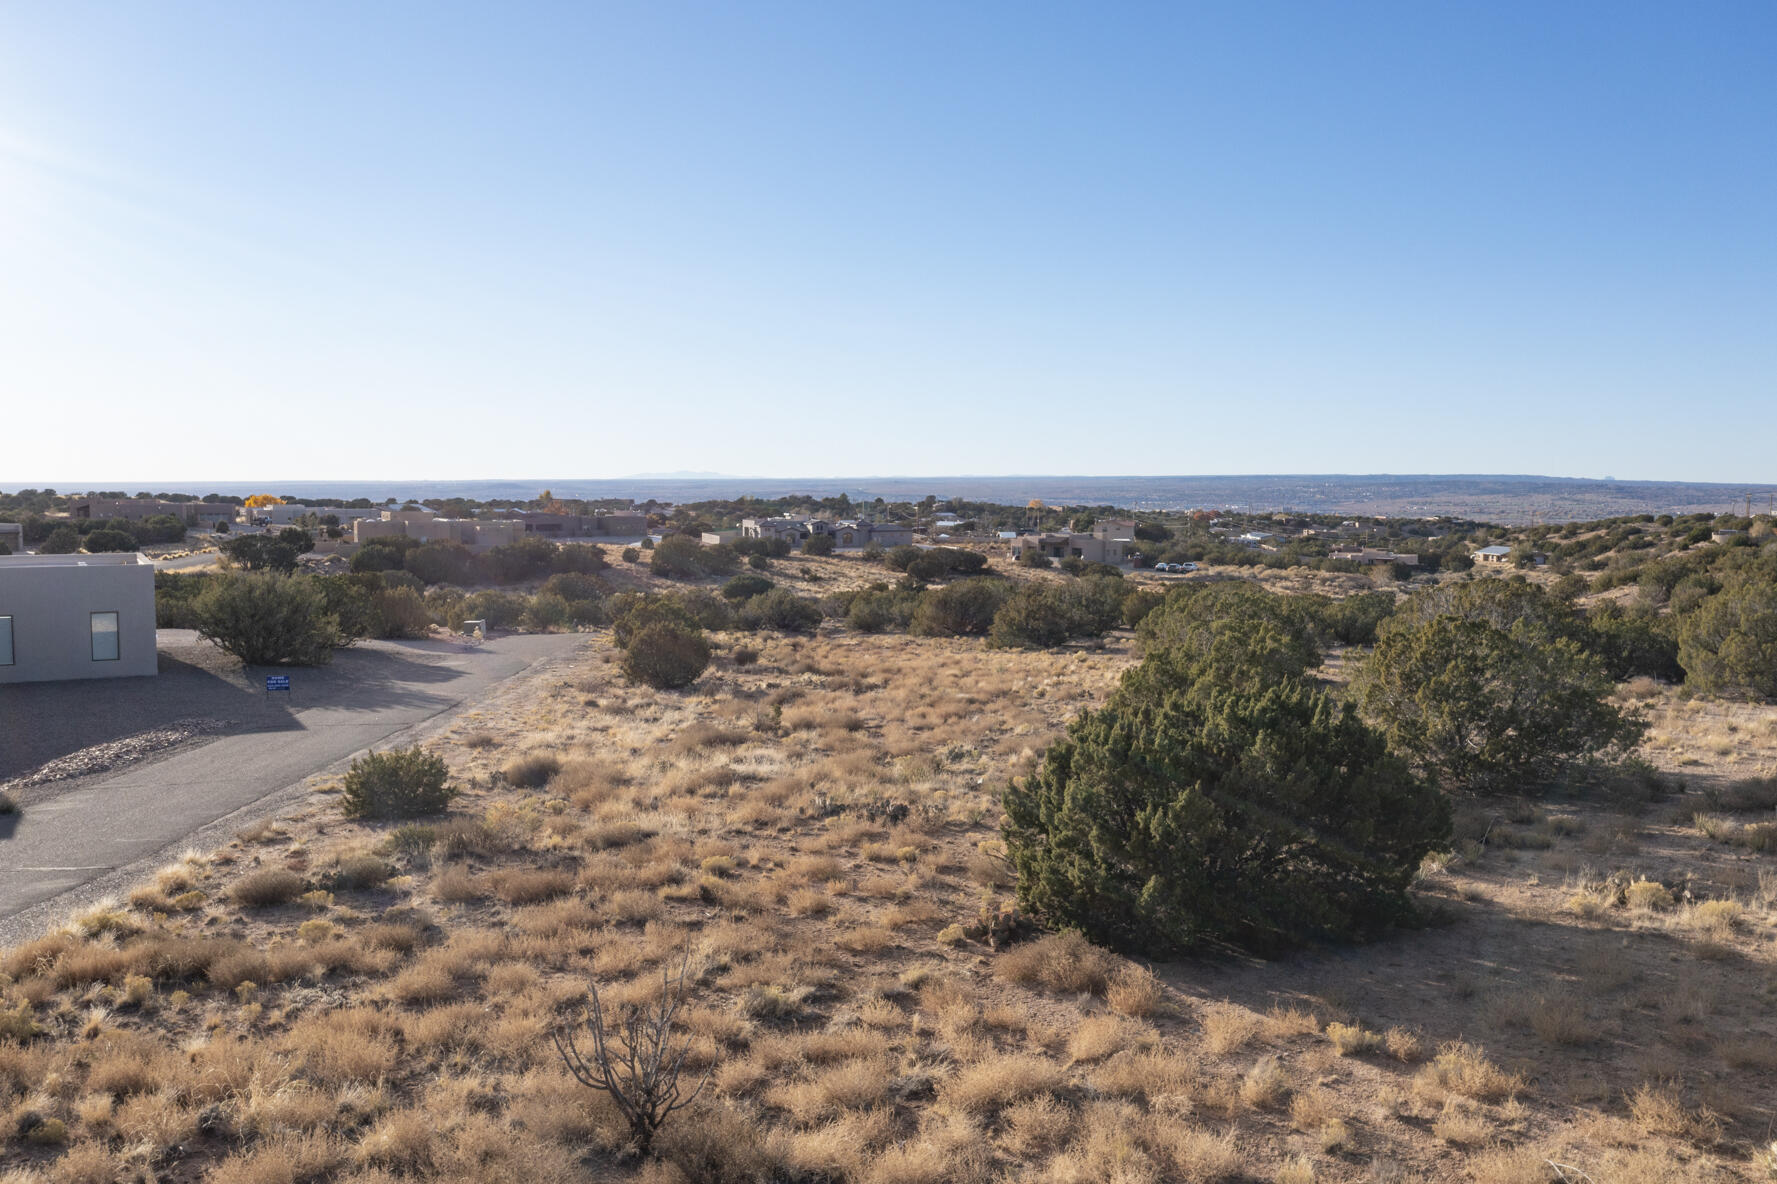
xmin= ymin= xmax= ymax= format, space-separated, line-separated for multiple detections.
xmin=0 ymin=632 xmax=586 ymax=945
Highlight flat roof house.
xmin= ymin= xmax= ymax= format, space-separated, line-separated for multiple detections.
xmin=1472 ymin=545 xmax=1513 ymax=565
xmin=0 ymin=553 xmax=157 ymax=683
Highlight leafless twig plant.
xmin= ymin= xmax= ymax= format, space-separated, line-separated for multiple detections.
xmin=552 ymin=952 xmax=710 ymax=1155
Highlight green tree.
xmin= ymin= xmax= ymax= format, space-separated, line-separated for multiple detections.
xmin=193 ymin=572 xmax=342 ymax=666
xmin=1137 ymin=582 xmax=1321 ymax=689
xmin=1004 ymin=664 xmax=1447 ymax=956
xmin=405 ymin=541 xmax=478 ymax=586
xmin=803 ymin=533 xmax=835 ymax=556
xmin=1357 ymin=612 xmax=1645 ymax=793
xmin=40 ymin=525 xmax=80 ymax=554
xmin=219 ymin=534 xmax=303 ymax=573
xmin=1678 ymin=576 xmax=1777 ymax=699
xmin=736 ymin=588 xmax=822 ymax=633
xmin=80 ymin=528 xmax=137 ymax=553
xmin=909 ymin=579 xmax=1011 ymax=637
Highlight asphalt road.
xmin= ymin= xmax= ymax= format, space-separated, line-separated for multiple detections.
xmin=0 ymin=632 xmax=585 ymax=945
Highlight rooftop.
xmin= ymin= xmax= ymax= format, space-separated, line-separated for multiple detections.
xmin=0 ymin=552 xmax=152 ymax=568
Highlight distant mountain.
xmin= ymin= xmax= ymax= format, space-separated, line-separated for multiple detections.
xmin=619 ymin=470 xmax=748 ymax=480
xmin=12 ymin=474 xmax=1775 ymax=523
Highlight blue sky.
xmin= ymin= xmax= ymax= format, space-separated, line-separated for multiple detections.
xmin=1 ymin=2 xmax=1772 ymax=484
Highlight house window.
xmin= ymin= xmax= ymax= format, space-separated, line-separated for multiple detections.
xmin=91 ymin=612 xmax=119 ymax=662
xmin=0 ymin=616 xmax=12 ymax=665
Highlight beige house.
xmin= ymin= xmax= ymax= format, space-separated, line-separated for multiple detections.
xmin=67 ymin=498 xmax=230 ymax=528
xmin=351 ymin=510 xmax=522 ymax=548
xmin=1011 ymin=520 xmax=1136 ymax=566
xmin=740 ymin=517 xmax=913 ymax=549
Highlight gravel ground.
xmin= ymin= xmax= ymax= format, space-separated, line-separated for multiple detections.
xmin=0 ymin=634 xmax=262 ymax=782
xmin=0 ymin=718 xmax=230 ymax=801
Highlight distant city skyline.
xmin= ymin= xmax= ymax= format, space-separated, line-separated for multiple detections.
xmin=2 ymin=3 xmax=1773 ymax=483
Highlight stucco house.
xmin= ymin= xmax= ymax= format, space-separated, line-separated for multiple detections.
xmin=0 ymin=553 xmax=158 ymax=683
xmin=1010 ymin=520 xmax=1136 ymax=565
xmin=740 ymin=517 xmax=912 ymax=549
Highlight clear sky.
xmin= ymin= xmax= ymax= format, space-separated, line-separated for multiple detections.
xmin=2 ymin=2 xmax=1773 ymax=485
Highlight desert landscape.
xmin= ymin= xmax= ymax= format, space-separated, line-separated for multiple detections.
xmin=4 ymin=542 xmax=1775 ymax=1184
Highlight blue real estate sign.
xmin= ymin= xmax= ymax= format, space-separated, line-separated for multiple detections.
xmin=266 ymin=675 xmax=291 ymax=692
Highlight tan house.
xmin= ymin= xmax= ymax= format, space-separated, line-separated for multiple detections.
xmin=1011 ymin=520 xmax=1136 ymax=565
xmin=740 ymin=517 xmax=912 ymax=549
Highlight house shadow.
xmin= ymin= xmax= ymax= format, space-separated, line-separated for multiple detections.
xmin=0 ymin=645 xmax=283 ymax=781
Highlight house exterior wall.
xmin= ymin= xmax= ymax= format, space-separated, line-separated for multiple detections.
xmin=864 ymin=525 xmax=914 ymax=547
xmin=0 ymin=523 xmax=23 ymax=553
xmin=352 ymin=519 xmax=407 ymax=543
xmin=0 ymin=554 xmax=157 ymax=683
xmin=593 ymin=513 xmax=649 ymax=536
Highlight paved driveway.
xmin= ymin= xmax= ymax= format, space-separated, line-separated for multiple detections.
xmin=0 ymin=632 xmax=585 ymax=943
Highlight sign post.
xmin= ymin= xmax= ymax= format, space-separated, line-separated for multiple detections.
xmin=265 ymin=674 xmax=291 ymax=705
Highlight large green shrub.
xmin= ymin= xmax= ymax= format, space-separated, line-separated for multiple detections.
xmin=1137 ymin=583 xmax=1321 ymax=690
xmin=539 ymin=571 xmax=606 ymax=603
xmin=1003 ymin=664 xmax=1447 ymax=956
xmin=844 ymin=587 xmax=921 ymax=633
xmin=988 ymin=578 xmax=1125 ymax=649
xmin=737 ymin=588 xmax=822 ymax=632
xmin=612 ymin=595 xmax=698 ymax=648
xmin=373 ymin=587 xmax=434 ymax=638
xmin=520 ymin=592 xmax=571 ymax=631
xmin=404 ymin=541 xmax=478 ymax=586
xmin=909 ymin=579 xmax=1011 ymax=637
xmin=351 ymin=543 xmax=406 ymax=573
xmin=721 ymin=573 xmax=775 ymax=601
xmin=194 ymin=572 xmax=342 ymax=666
xmin=1585 ymin=602 xmax=1682 ymax=682
xmin=341 ymin=746 xmax=457 ymax=819
xmin=1357 ymin=607 xmax=1645 ymax=793
xmin=621 ymin=623 xmax=711 ymax=689
xmin=803 ymin=533 xmax=835 ymax=556
xmin=40 ymin=525 xmax=81 ymax=554
xmin=81 ymin=528 xmax=137 ymax=553
xmin=1678 ymin=576 xmax=1777 ymax=699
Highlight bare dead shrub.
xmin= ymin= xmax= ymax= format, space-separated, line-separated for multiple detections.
xmin=553 ymin=955 xmax=711 ymax=1155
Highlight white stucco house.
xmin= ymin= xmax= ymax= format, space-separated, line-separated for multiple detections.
xmin=0 ymin=553 xmax=158 ymax=683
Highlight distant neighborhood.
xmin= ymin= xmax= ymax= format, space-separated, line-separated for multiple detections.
xmin=3 ymin=486 xmax=1768 ymax=687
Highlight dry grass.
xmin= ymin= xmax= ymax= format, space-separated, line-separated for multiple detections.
xmin=3 ymin=618 xmax=1773 ymax=1183
xmin=228 ymin=868 xmax=306 ymax=907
